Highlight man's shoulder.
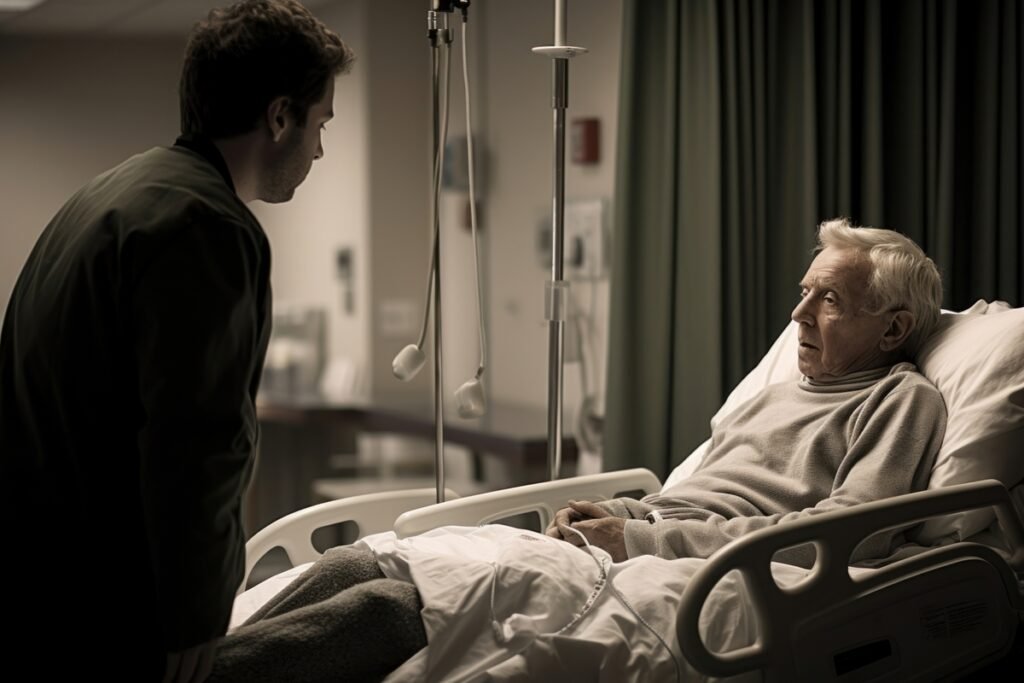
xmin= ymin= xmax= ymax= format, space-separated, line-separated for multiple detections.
xmin=113 ymin=146 xmax=245 ymax=216
xmin=85 ymin=146 xmax=260 ymax=240
xmin=874 ymin=362 xmax=946 ymax=414
xmin=47 ymin=147 xmax=266 ymax=278
xmin=882 ymin=362 xmax=940 ymax=393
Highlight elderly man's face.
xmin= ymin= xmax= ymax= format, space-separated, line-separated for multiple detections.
xmin=791 ymin=247 xmax=892 ymax=381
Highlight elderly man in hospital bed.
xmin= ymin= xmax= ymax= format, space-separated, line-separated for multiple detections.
xmin=549 ymin=220 xmax=945 ymax=567
xmin=211 ymin=219 xmax=947 ymax=682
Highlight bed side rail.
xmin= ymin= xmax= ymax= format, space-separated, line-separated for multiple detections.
xmin=242 ymin=487 xmax=457 ymax=592
xmin=393 ymin=468 xmax=662 ymax=538
xmin=677 ymin=479 xmax=1024 ymax=678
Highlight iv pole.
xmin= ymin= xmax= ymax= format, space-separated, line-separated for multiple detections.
xmin=534 ymin=0 xmax=587 ymax=480
xmin=427 ymin=2 xmax=454 ymax=503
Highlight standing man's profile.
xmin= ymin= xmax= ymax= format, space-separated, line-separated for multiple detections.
xmin=0 ymin=2 xmax=354 ymax=681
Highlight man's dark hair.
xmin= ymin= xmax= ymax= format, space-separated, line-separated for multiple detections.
xmin=180 ymin=0 xmax=354 ymax=138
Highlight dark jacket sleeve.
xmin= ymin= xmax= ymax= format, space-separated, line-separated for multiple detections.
xmin=129 ymin=211 xmax=267 ymax=651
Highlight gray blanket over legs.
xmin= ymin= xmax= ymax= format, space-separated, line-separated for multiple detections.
xmin=209 ymin=546 xmax=427 ymax=683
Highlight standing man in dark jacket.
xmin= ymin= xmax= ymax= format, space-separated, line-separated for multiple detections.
xmin=0 ymin=2 xmax=353 ymax=680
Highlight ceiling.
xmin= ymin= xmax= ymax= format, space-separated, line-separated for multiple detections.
xmin=0 ymin=0 xmax=334 ymax=36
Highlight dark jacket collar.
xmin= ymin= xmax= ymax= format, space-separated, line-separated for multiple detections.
xmin=174 ymin=133 xmax=236 ymax=193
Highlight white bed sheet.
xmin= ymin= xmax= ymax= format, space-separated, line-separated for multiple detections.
xmin=229 ymin=481 xmax=1024 ymax=676
xmin=230 ymin=562 xmax=314 ymax=631
xmin=232 ymin=524 xmax=854 ymax=682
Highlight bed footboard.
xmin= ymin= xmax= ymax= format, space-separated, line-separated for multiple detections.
xmin=393 ymin=468 xmax=662 ymax=538
xmin=677 ymin=479 xmax=1024 ymax=682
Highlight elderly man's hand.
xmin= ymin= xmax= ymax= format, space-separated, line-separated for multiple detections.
xmin=546 ymin=499 xmax=593 ymax=539
xmin=547 ymin=500 xmax=628 ymax=562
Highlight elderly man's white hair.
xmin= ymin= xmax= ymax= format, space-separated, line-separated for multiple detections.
xmin=816 ymin=218 xmax=943 ymax=355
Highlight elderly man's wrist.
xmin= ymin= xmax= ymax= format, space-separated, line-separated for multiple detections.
xmin=623 ymin=519 xmax=659 ymax=558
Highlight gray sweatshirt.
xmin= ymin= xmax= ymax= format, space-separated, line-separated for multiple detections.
xmin=601 ymin=362 xmax=946 ymax=566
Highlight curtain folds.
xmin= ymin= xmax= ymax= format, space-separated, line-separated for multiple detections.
xmin=605 ymin=0 xmax=1022 ymax=478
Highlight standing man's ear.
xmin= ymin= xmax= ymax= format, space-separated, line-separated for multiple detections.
xmin=266 ymin=96 xmax=291 ymax=143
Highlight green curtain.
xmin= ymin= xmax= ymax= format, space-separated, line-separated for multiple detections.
xmin=605 ymin=0 xmax=1022 ymax=479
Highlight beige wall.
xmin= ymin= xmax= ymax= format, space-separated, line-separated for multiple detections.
xmin=0 ymin=0 xmax=624 ymax=436
xmin=359 ymin=0 xmax=624 ymax=422
xmin=481 ymin=1 xmax=623 ymax=418
xmin=362 ymin=0 xmax=433 ymax=403
xmin=0 ymin=36 xmax=184 ymax=321
xmin=250 ymin=0 xmax=373 ymax=390
xmin=0 ymin=12 xmax=378 ymax=392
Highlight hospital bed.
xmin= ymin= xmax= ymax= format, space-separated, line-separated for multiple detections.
xmin=239 ymin=300 xmax=1024 ymax=680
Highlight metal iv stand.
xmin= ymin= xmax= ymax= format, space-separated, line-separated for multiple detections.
xmin=534 ymin=0 xmax=587 ymax=480
xmin=427 ymin=2 xmax=455 ymax=503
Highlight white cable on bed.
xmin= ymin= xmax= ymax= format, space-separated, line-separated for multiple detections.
xmin=487 ymin=526 xmax=682 ymax=682
xmin=566 ymin=526 xmax=683 ymax=683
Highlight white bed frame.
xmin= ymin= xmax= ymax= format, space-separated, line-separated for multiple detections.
xmin=244 ymin=471 xmax=1024 ymax=681
xmin=242 ymin=487 xmax=459 ymax=590
xmin=677 ymin=477 xmax=1024 ymax=681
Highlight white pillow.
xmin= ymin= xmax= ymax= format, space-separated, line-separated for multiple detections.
xmin=709 ymin=320 xmax=800 ymax=432
xmin=663 ymin=321 xmax=799 ymax=490
xmin=912 ymin=301 xmax=1024 ymax=542
xmin=666 ymin=300 xmax=1024 ymax=545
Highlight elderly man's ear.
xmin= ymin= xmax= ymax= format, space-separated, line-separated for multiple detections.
xmin=879 ymin=310 xmax=916 ymax=352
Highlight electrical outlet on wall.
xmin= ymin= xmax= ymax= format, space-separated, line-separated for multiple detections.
xmin=536 ymin=198 xmax=609 ymax=280
xmin=564 ymin=199 xmax=606 ymax=280
xmin=378 ymin=298 xmax=419 ymax=338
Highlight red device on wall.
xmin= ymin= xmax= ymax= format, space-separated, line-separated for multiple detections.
xmin=571 ymin=117 xmax=600 ymax=164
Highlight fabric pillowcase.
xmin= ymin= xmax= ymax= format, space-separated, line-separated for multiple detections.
xmin=910 ymin=301 xmax=1024 ymax=543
